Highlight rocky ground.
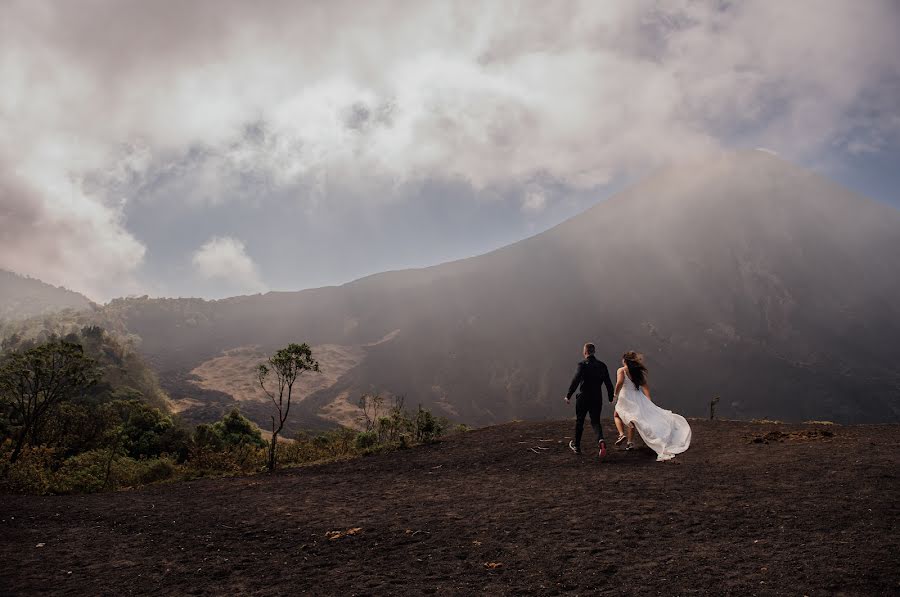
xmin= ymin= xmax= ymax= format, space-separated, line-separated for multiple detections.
xmin=1 ymin=419 xmax=898 ymax=596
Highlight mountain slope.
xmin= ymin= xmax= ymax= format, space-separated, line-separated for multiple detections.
xmin=108 ymin=151 xmax=900 ymax=425
xmin=0 ymin=270 xmax=94 ymax=321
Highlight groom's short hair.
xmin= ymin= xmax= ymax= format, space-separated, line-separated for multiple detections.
xmin=584 ymin=343 xmax=595 ymax=355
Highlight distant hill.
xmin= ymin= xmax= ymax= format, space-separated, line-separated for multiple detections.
xmin=0 ymin=270 xmax=93 ymax=321
xmin=0 ymin=276 xmax=169 ymax=413
xmin=0 ymin=313 xmax=171 ymax=413
xmin=102 ymin=151 xmax=900 ymax=426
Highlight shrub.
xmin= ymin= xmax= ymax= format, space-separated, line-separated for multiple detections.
xmin=414 ymin=406 xmax=448 ymax=444
xmin=1 ymin=391 xmax=463 ymax=494
xmin=189 ymin=423 xmax=224 ymax=468
xmin=213 ymin=409 xmax=265 ymax=448
xmin=187 ymin=420 xmax=266 ymax=475
xmin=1 ymin=446 xmax=55 ymax=494
xmin=115 ymin=400 xmax=177 ymax=459
xmin=50 ymin=449 xmax=117 ymax=494
xmin=358 ymin=393 xmax=384 ymax=432
xmin=355 ymin=430 xmax=378 ymax=450
xmin=138 ymin=457 xmax=178 ymax=484
xmin=375 ymin=416 xmax=392 ymax=442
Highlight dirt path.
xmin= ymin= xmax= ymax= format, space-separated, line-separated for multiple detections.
xmin=1 ymin=420 xmax=898 ymax=596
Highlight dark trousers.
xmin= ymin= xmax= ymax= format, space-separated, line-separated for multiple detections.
xmin=574 ymin=396 xmax=604 ymax=450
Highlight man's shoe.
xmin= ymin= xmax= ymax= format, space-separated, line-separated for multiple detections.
xmin=625 ymin=442 xmax=635 ymax=451
xmin=568 ymin=440 xmax=581 ymax=454
xmin=614 ymin=434 xmax=626 ymax=446
xmin=598 ymin=440 xmax=607 ymax=459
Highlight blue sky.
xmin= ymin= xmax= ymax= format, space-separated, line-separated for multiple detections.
xmin=1 ymin=1 xmax=898 ymax=300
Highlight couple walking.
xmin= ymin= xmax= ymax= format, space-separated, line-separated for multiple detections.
xmin=564 ymin=343 xmax=691 ymax=462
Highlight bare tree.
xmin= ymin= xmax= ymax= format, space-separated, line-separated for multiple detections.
xmin=387 ymin=395 xmax=407 ymax=442
xmin=257 ymin=343 xmax=319 ymax=472
xmin=357 ymin=393 xmax=383 ymax=432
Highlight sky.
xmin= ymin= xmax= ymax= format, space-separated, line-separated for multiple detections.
xmin=1 ymin=1 xmax=899 ymax=302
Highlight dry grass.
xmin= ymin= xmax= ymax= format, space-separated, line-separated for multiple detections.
xmin=188 ymin=344 xmax=365 ymax=405
xmin=319 ymin=391 xmax=362 ymax=428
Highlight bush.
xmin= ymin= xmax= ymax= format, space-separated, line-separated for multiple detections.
xmin=186 ymin=410 xmax=266 ymax=474
xmin=414 ymin=406 xmax=448 ymax=444
xmin=192 ymin=423 xmax=224 ymax=452
xmin=1 ymin=445 xmax=56 ymax=494
xmin=1 ymin=392 xmax=462 ymax=494
xmin=213 ymin=409 xmax=265 ymax=448
xmin=355 ymin=430 xmax=378 ymax=450
xmin=187 ymin=421 xmax=265 ymax=475
xmin=138 ymin=457 xmax=178 ymax=484
xmin=49 ymin=449 xmax=112 ymax=494
xmin=115 ymin=400 xmax=177 ymax=459
xmin=41 ymin=451 xmax=177 ymax=494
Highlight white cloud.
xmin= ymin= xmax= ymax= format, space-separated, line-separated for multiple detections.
xmin=0 ymin=163 xmax=145 ymax=301
xmin=1 ymin=0 xmax=898 ymax=296
xmin=521 ymin=189 xmax=547 ymax=213
xmin=192 ymin=236 xmax=265 ymax=294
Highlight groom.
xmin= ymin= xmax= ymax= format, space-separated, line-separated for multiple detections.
xmin=564 ymin=343 xmax=615 ymax=458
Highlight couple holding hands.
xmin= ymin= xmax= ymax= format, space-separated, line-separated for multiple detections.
xmin=564 ymin=343 xmax=691 ymax=462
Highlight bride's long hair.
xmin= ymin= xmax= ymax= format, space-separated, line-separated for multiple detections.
xmin=623 ymin=351 xmax=647 ymax=389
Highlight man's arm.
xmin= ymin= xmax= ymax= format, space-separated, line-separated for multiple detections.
xmin=603 ymin=366 xmax=615 ymax=402
xmin=565 ymin=362 xmax=584 ymax=400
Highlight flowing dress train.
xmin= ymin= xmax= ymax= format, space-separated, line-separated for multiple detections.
xmin=615 ymin=374 xmax=691 ymax=461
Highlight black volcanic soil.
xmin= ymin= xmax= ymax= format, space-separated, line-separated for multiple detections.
xmin=1 ymin=420 xmax=898 ymax=596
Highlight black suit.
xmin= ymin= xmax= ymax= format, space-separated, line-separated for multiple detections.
xmin=566 ymin=354 xmax=614 ymax=450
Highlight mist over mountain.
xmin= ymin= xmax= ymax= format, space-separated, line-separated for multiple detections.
xmin=101 ymin=151 xmax=900 ymax=427
xmin=0 ymin=270 xmax=94 ymax=321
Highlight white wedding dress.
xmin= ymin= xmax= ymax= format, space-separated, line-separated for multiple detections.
xmin=615 ymin=372 xmax=691 ymax=461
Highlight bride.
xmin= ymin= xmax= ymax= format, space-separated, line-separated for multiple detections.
xmin=613 ymin=351 xmax=691 ymax=461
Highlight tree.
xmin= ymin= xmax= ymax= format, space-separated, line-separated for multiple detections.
xmin=209 ymin=409 xmax=264 ymax=469
xmin=413 ymin=405 xmax=447 ymax=444
xmin=191 ymin=423 xmax=224 ymax=467
xmin=0 ymin=341 xmax=101 ymax=465
xmin=257 ymin=343 xmax=319 ymax=472
xmin=213 ymin=409 xmax=265 ymax=449
xmin=114 ymin=400 xmax=176 ymax=459
xmin=358 ymin=393 xmax=384 ymax=432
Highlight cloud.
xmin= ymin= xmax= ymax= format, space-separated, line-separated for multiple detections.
xmin=192 ymin=236 xmax=265 ymax=294
xmin=1 ymin=0 xmax=899 ymax=297
xmin=521 ymin=189 xmax=547 ymax=213
xmin=0 ymin=161 xmax=145 ymax=301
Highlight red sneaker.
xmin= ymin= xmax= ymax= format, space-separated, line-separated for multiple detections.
xmin=598 ymin=440 xmax=607 ymax=459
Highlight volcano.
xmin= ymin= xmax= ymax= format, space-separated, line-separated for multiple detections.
xmin=110 ymin=150 xmax=900 ymax=427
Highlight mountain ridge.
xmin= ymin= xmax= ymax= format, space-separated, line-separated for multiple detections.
xmin=0 ymin=270 xmax=94 ymax=321
xmin=9 ymin=151 xmax=900 ymax=427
